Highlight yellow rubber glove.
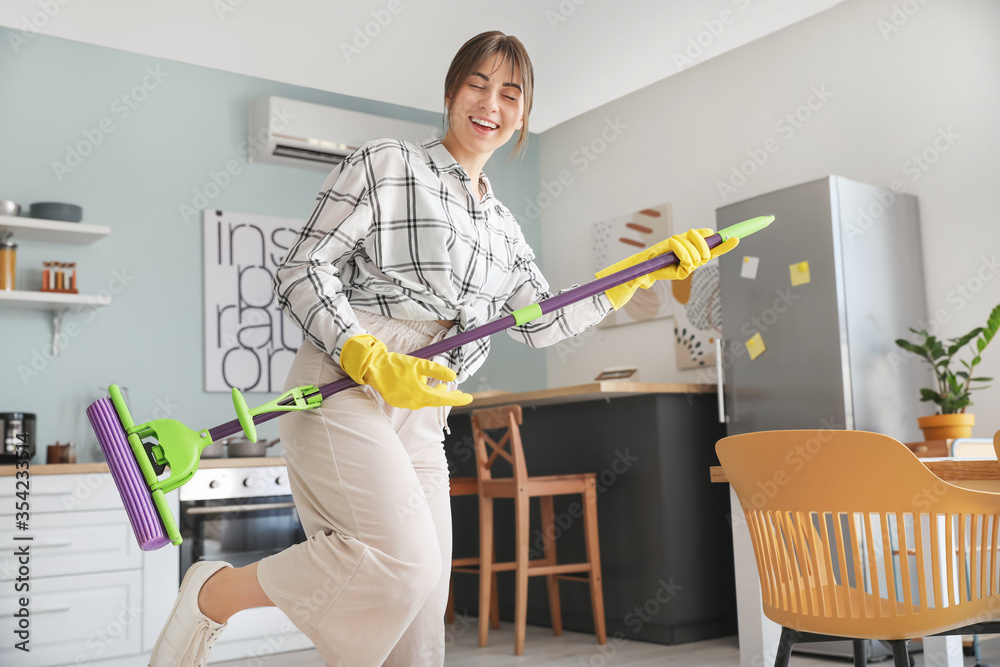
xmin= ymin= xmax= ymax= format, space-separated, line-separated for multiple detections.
xmin=597 ymin=228 xmax=739 ymax=310
xmin=340 ymin=334 xmax=473 ymax=410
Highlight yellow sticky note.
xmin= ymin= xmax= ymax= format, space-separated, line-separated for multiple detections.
xmin=746 ymin=332 xmax=766 ymax=360
xmin=790 ymin=261 xmax=811 ymax=286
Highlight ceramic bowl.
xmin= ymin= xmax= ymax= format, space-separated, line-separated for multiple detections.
xmin=29 ymin=202 xmax=83 ymax=222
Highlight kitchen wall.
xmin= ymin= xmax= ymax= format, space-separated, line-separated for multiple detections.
xmin=537 ymin=0 xmax=1000 ymax=438
xmin=0 ymin=31 xmax=543 ymax=462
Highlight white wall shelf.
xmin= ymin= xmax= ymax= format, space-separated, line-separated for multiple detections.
xmin=1 ymin=291 xmax=111 ymax=356
xmin=1 ymin=215 xmax=112 ymax=356
xmin=0 ymin=214 xmax=110 ymax=244
xmin=0 ymin=290 xmax=110 ymax=310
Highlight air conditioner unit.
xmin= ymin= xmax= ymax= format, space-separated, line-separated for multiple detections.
xmin=248 ymin=96 xmax=439 ymax=171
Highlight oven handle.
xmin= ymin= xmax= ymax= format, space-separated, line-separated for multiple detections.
xmin=185 ymin=501 xmax=297 ymax=515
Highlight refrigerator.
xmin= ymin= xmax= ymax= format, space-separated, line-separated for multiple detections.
xmin=716 ymin=175 xmax=933 ymax=660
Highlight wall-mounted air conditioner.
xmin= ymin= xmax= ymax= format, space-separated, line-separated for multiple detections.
xmin=248 ymin=96 xmax=439 ymax=171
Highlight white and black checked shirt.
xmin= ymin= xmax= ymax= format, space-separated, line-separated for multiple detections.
xmin=273 ymin=138 xmax=613 ymax=383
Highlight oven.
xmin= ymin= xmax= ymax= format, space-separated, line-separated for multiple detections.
xmin=177 ymin=464 xmax=315 ymax=660
xmin=178 ymin=465 xmax=306 ymax=574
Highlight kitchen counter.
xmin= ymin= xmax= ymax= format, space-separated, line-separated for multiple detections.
xmin=455 ymin=381 xmax=714 ymax=411
xmin=0 ymin=456 xmax=286 ymax=476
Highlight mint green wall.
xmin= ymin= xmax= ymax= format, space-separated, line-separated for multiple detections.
xmin=0 ymin=31 xmax=543 ymax=463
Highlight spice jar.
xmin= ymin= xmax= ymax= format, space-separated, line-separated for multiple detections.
xmin=0 ymin=239 xmax=15 ymax=290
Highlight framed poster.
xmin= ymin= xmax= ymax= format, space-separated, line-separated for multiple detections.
xmin=203 ymin=209 xmax=305 ymax=392
xmin=672 ymin=263 xmax=721 ymax=368
xmin=592 ymin=204 xmax=673 ymax=328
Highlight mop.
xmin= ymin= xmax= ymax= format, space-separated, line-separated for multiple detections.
xmin=87 ymin=215 xmax=774 ymax=551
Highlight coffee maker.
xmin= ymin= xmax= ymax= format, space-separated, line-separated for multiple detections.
xmin=1 ymin=412 xmax=36 ymax=464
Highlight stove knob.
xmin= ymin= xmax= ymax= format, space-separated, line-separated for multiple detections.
xmin=243 ymin=477 xmax=264 ymax=489
xmin=208 ymin=480 xmax=220 ymax=489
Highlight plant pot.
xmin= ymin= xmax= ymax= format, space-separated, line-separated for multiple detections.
xmin=917 ymin=413 xmax=975 ymax=441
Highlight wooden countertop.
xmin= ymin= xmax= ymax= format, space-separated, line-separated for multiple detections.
xmin=710 ymin=458 xmax=1000 ymax=484
xmin=0 ymin=457 xmax=287 ymax=476
xmin=456 ymin=381 xmax=714 ymax=412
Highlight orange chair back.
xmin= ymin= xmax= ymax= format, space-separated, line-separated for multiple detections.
xmin=471 ymin=405 xmax=527 ymax=484
xmin=717 ymin=429 xmax=1000 ymax=639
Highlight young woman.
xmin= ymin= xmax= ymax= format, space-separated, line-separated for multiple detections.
xmin=149 ymin=31 xmax=736 ymax=667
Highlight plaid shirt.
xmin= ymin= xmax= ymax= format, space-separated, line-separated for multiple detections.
xmin=274 ymin=138 xmax=612 ymax=383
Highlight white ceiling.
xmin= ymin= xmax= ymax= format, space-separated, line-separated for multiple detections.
xmin=0 ymin=0 xmax=844 ymax=132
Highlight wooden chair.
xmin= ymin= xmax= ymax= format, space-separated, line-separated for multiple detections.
xmin=472 ymin=404 xmax=607 ymax=656
xmin=717 ymin=429 xmax=1000 ymax=667
xmin=445 ymin=476 xmax=499 ymax=630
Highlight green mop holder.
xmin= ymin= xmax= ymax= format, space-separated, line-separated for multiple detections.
xmin=112 ymin=384 xmax=323 ymax=500
xmin=232 ymin=384 xmax=323 ymax=443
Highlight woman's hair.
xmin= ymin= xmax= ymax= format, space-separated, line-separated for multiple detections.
xmin=443 ymin=31 xmax=534 ymax=157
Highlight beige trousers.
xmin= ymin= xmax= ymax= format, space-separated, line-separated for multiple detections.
xmin=257 ymin=311 xmax=454 ymax=666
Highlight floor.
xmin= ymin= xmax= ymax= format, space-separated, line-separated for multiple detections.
xmin=210 ymin=623 xmax=1000 ymax=666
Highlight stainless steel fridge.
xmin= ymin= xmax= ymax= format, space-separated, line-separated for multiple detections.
xmin=716 ymin=175 xmax=933 ymax=660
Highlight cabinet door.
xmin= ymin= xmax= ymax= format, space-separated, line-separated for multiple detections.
xmin=0 ymin=569 xmax=142 ymax=666
xmin=0 ymin=472 xmax=127 ymax=515
xmin=0 ymin=509 xmax=140 ymax=580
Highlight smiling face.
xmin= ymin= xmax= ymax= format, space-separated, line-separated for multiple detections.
xmin=441 ymin=53 xmax=526 ymax=181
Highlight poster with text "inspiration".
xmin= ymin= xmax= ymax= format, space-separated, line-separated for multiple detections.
xmin=203 ymin=209 xmax=304 ymax=392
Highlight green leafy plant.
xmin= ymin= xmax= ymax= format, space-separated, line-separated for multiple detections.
xmin=895 ymin=303 xmax=1000 ymax=414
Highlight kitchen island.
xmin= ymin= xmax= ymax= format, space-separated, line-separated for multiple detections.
xmin=445 ymin=381 xmax=735 ymax=646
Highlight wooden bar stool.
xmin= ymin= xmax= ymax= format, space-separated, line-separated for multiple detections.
xmin=472 ymin=404 xmax=607 ymax=656
xmin=446 ymin=476 xmax=499 ymax=629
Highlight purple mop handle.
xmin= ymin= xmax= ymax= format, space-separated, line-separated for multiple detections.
xmin=208 ymin=233 xmax=726 ymax=441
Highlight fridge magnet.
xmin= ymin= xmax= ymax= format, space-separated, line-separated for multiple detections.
xmin=746 ymin=332 xmax=766 ymax=360
xmin=789 ymin=260 xmax=811 ymax=286
xmin=203 ymin=209 xmax=304 ymax=393
xmin=593 ymin=204 xmax=673 ymax=328
xmin=740 ymin=256 xmax=760 ymax=280
xmin=672 ymin=263 xmax=721 ymax=368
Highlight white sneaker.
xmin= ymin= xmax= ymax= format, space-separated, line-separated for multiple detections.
xmin=149 ymin=560 xmax=232 ymax=667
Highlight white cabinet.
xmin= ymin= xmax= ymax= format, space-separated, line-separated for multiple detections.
xmin=0 ymin=510 xmax=140 ymax=579
xmin=0 ymin=473 xmax=139 ymax=581
xmin=0 ymin=472 xmax=162 ymax=666
xmin=0 ymin=570 xmax=143 ymax=666
xmin=0 ymin=469 xmax=309 ymax=665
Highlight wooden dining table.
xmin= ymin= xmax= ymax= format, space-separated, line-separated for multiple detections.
xmin=711 ymin=457 xmax=1000 ymax=489
xmin=710 ymin=455 xmax=1000 ymax=667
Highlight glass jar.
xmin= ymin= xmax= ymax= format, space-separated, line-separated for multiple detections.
xmin=0 ymin=239 xmax=15 ymax=290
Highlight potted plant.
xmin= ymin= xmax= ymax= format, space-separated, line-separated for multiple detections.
xmin=895 ymin=303 xmax=1000 ymax=440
